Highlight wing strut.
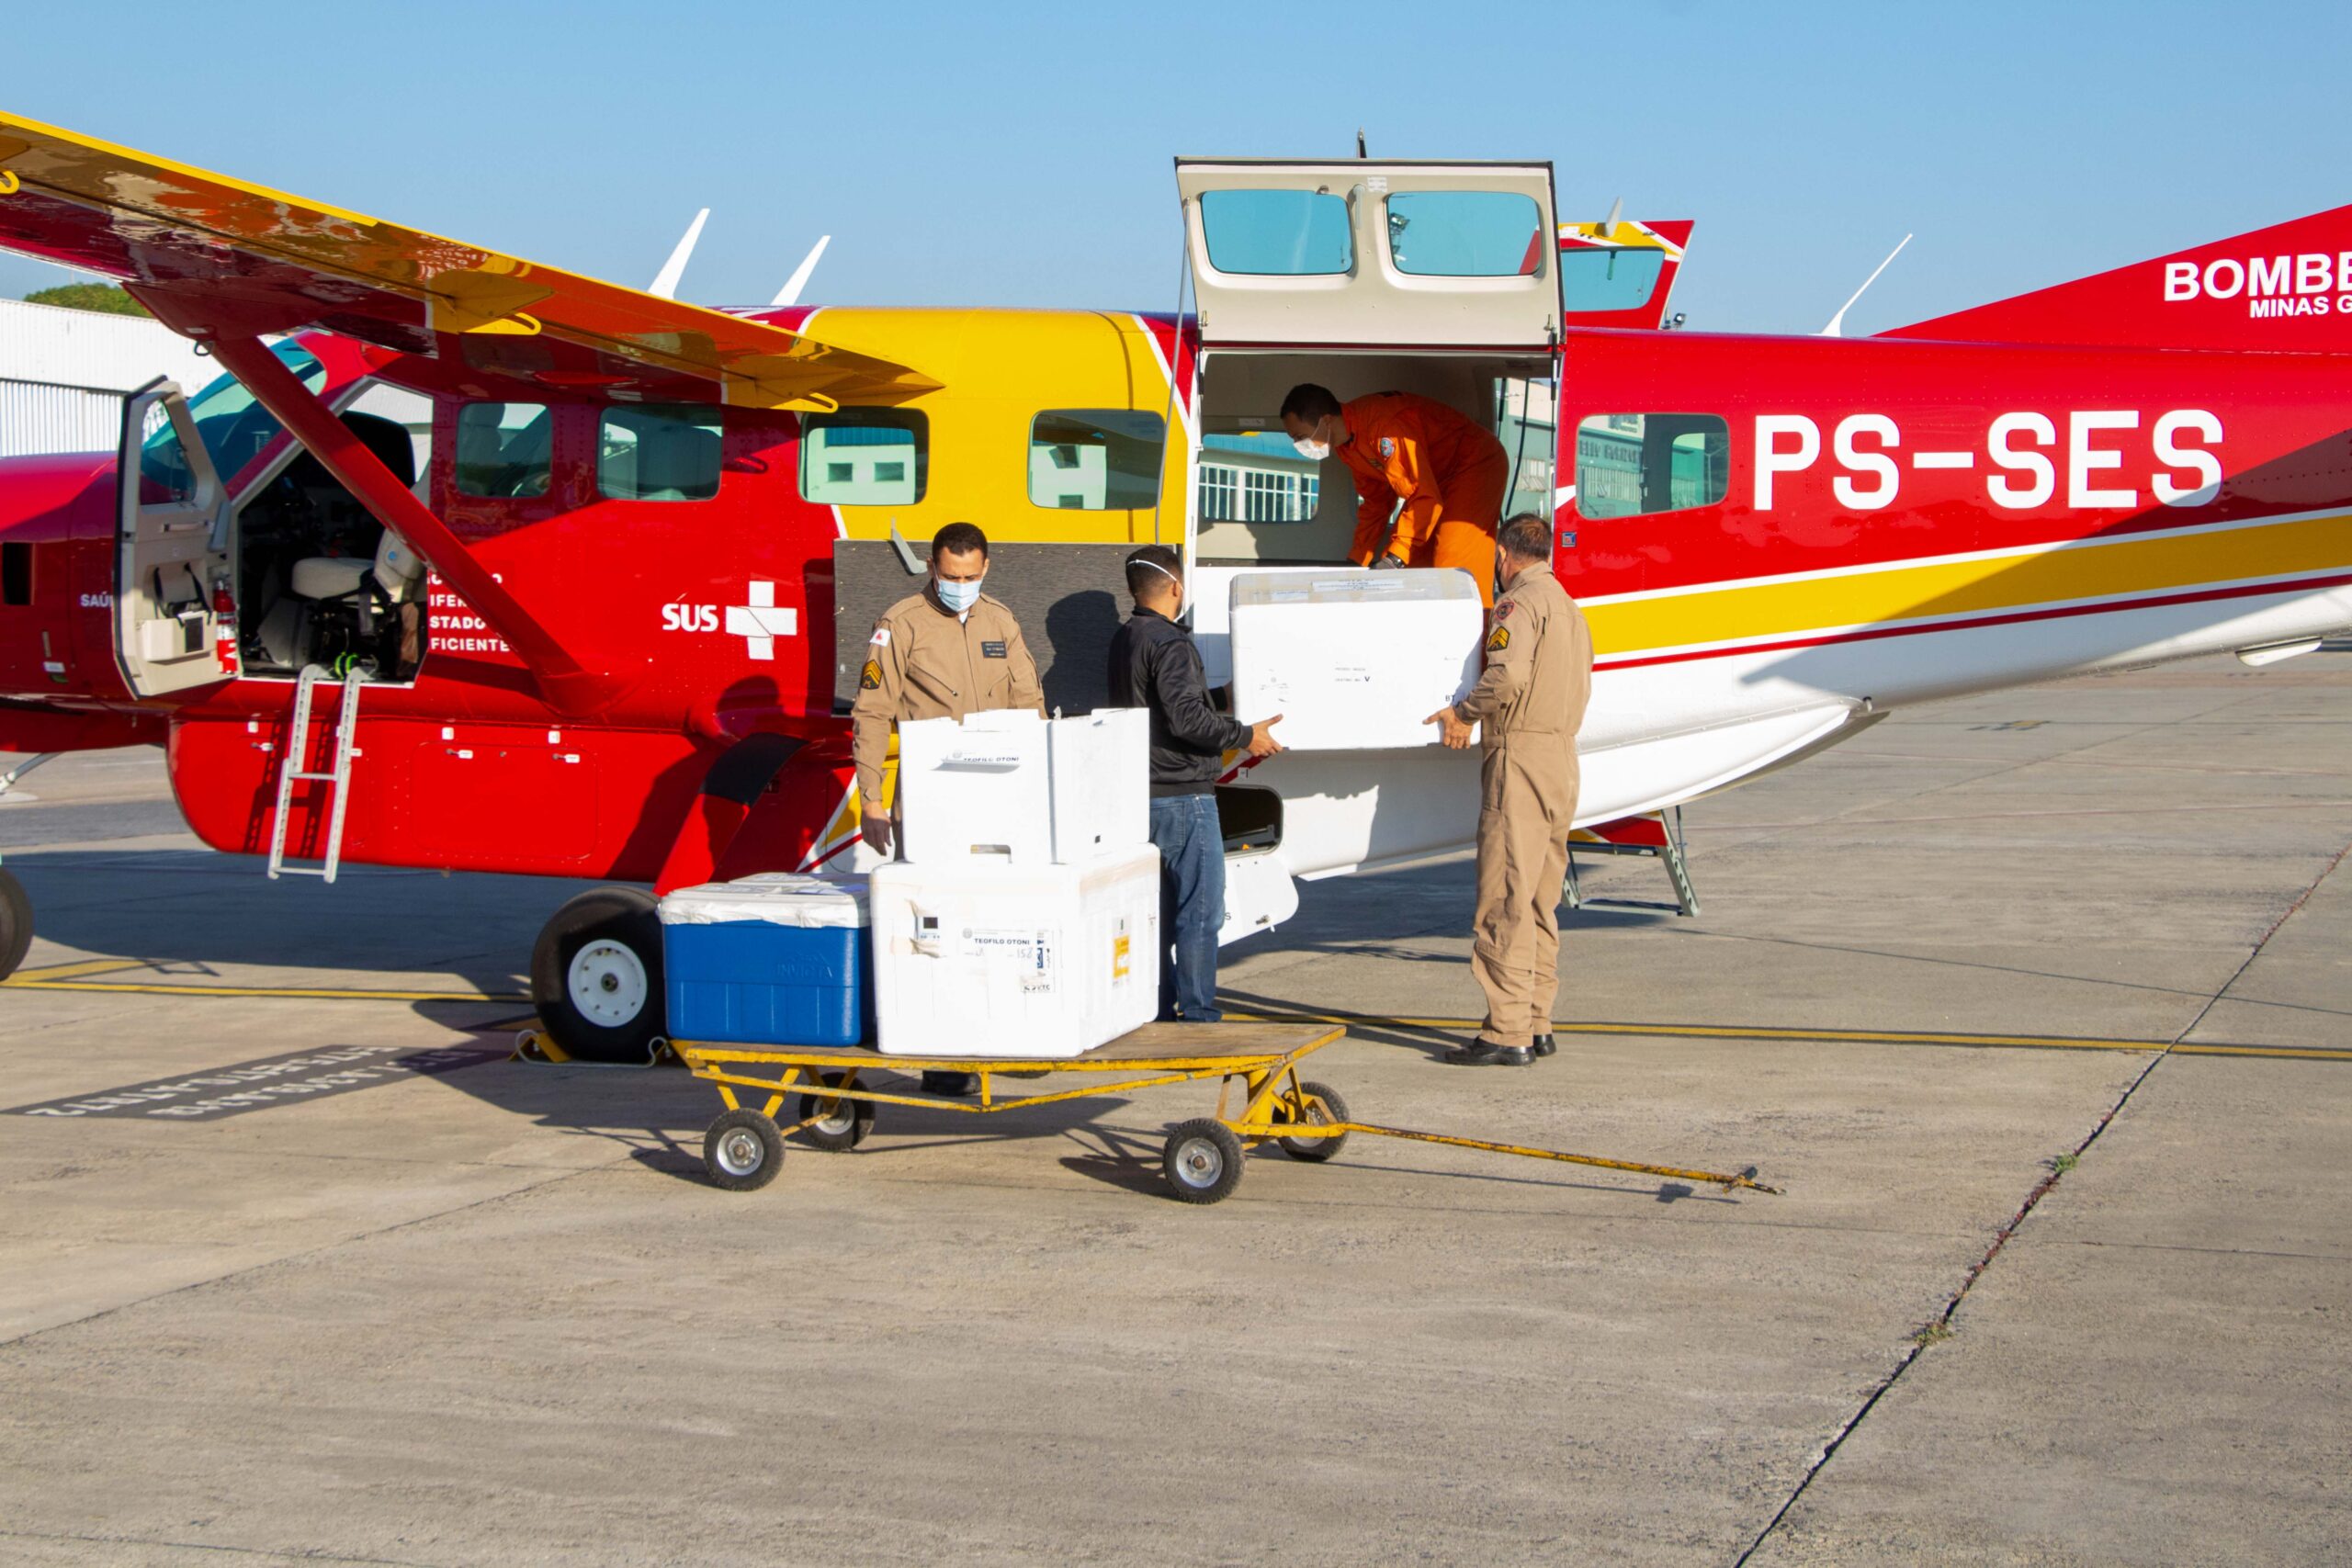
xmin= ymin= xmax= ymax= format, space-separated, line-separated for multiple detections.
xmin=203 ymin=334 xmax=622 ymax=716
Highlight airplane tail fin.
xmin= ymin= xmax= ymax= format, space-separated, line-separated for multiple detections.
xmin=1879 ymin=204 xmax=2352 ymax=353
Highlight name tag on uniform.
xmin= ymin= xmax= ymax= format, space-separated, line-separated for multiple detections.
xmin=981 ymin=640 xmax=1008 ymax=659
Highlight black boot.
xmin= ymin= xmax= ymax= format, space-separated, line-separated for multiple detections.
xmin=1531 ymin=1033 xmax=1556 ymax=1058
xmin=1443 ymin=1040 xmax=1534 ymax=1067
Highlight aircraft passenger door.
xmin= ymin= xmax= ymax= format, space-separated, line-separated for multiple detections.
xmin=1174 ymin=159 xmax=1560 ymax=350
xmin=115 ymin=379 xmax=235 ymax=698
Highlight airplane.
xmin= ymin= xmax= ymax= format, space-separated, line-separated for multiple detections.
xmin=0 ymin=107 xmax=2346 ymax=1067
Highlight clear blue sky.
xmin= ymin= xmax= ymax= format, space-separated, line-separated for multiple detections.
xmin=4 ymin=1 xmax=2347 ymax=336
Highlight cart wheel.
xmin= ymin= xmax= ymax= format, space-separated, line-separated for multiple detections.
xmin=703 ymin=1110 xmax=785 ymax=1191
xmin=797 ymin=1072 xmax=876 ymax=1152
xmin=1276 ymin=1081 xmax=1350 ymax=1163
xmin=1161 ymin=1118 xmax=1246 ymax=1205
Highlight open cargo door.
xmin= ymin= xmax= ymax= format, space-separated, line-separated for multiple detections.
xmin=1175 ymin=159 xmax=1561 ymax=349
xmin=115 ymin=379 xmax=235 ymax=698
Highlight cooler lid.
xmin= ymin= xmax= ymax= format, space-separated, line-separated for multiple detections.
xmin=659 ymin=873 xmax=871 ymax=929
xmin=1230 ymin=567 xmax=1482 ymax=608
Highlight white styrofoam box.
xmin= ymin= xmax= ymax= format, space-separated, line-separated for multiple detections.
xmin=1216 ymin=851 xmax=1298 ymax=947
xmin=1227 ymin=568 xmax=1485 ymax=750
xmin=658 ymin=872 xmax=869 ymax=928
xmin=1047 ymin=706 xmax=1148 ymax=861
xmin=895 ymin=708 xmax=1051 ymax=865
xmin=869 ymin=843 xmax=1160 ymax=1058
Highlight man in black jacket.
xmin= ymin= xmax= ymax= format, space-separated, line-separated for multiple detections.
xmin=1108 ymin=546 xmax=1283 ymax=1022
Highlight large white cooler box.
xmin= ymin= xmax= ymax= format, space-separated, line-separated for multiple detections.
xmin=869 ymin=842 xmax=1159 ymax=1058
xmin=895 ymin=707 xmax=1148 ymax=865
xmin=1227 ymin=569 xmax=1484 ymax=750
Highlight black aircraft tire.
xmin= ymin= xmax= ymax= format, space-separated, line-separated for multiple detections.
xmin=0 ymin=868 xmax=29 ymax=982
xmin=530 ymin=886 xmax=666 ymax=1064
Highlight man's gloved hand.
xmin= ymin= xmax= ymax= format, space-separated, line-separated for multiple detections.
xmin=1372 ymin=553 xmax=1406 ymax=569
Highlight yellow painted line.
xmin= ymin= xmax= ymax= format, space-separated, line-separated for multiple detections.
xmin=1222 ymin=1012 xmax=2352 ymax=1063
xmin=2 ymin=977 xmax=528 ymax=1003
xmin=1587 ymin=512 xmax=2352 ymax=656
xmin=2 ymin=958 xmax=147 ymax=982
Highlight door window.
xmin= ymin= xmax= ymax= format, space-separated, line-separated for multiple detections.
xmin=1560 ymin=249 xmax=1666 ymax=313
xmin=1198 ymin=189 xmax=1353 ymax=276
xmin=1575 ymin=413 xmax=1729 ymax=518
xmin=455 ymin=402 xmax=553 ymax=498
xmin=140 ymin=343 xmax=328 ymax=496
xmin=1028 ymin=411 xmax=1165 ymax=510
xmin=800 ymin=410 xmax=929 ymax=504
xmin=1198 ymin=433 xmax=1319 ymax=523
xmin=1385 ymin=191 xmax=1545 ymax=277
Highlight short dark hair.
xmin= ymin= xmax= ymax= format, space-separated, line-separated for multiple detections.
xmin=1125 ymin=544 xmax=1182 ymax=601
xmin=1279 ymin=384 xmax=1342 ymax=423
xmin=1496 ymin=512 xmax=1550 ymax=561
xmin=931 ymin=521 xmax=988 ymax=559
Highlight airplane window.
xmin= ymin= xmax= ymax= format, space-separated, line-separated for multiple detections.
xmin=1198 ymin=433 xmax=1319 ymax=523
xmin=141 ymin=342 xmax=327 ymax=495
xmin=1199 ymin=190 xmax=1353 ymax=276
xmin=801 ymin=410 xmax=928 ymax=505
xmin=1385 ymin=191 xmax=1545 ymax=278
xmin=598 ymin=405 xmax=721 ymax=502
xmin=1028 ymin=410 xmax=1165 ymax=511
xmin=2 ymin=542 xmax=28 ymax=606
xmin=1560 ymin=248 xmax=1665 ymax=313
xmin=455 ymin=402 xmax=552 ymax=499
xmin=1575 ymin=413 xmax=1729 ymax=519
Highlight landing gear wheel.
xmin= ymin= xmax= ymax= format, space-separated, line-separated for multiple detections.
xmin=1275 ymin=1080 xmax=1350 ymax=1163
xmin=1161 ymin=1118 xmax=1246 ymax=1205
xmin=704 ymin=1110 xmax=785 ymax=1191
xmin=0 ymin=868 xmax=29 ymax=982
xmin=530 ymin=887 xmax=665 ymax=1063
xmin=797 ymin=1072 xmax=876 ymax=1152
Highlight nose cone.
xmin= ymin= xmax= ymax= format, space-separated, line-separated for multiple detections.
xmin=0 ymin=450 xmax=115 ymax=543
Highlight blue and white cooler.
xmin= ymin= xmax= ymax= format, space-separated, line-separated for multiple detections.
xmin=658 ymin=873 xmax=873 ymax=1047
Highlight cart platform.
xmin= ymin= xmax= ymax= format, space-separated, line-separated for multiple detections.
xmin=673 ymin=1021 xmax=1780 ymax=1205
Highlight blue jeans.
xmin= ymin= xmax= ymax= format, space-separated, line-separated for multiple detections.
xmin=1148 ymin=793 xmax=1225 ymax=1022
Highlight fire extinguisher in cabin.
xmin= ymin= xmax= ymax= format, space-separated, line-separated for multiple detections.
xmin=212 ymin=575 xmax=239 ymax=677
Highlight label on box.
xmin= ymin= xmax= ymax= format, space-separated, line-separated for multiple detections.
xmin=969 ymin=928 xmax=1056 ymax=992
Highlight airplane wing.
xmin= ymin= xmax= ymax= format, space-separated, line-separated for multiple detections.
xmin=0 ymin=109 xmax=935 ymax=410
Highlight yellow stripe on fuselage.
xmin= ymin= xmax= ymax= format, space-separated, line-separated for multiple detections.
xmin=1584 ymin=511 xmax=2352 ymax=658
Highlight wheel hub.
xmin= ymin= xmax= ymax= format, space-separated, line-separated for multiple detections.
xmin=1177 ymin=1138 xmax=1224 ymax=1186
xmin=568 ymin=939 xmax=648 ymax=1027
xmin=716 ymin=1130 xmax=764 ymax=1176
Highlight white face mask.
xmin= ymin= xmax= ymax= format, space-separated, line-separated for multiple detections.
xmin=1292 ymin=417 xmax=1331 ymax=462
xmin=934 ymin=574 xmax=983 ymax=614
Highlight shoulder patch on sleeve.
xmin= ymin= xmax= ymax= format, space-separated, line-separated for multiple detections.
xmin=1486 ymin=626 xmax=1510 ymax=651
xmin=1492 ymin=599 xmax=1516 ymax=621
xmin=1378 ymin=435 xmax=1396 ymax=458
xmin=868 ymin=626 xmax=891 ymax=648
xmin=860 ymin=659 xmax=883 ymax=690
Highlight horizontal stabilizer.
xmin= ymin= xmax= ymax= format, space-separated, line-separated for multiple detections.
xmin=1881 ymin=204 xmax=2352 ymax=352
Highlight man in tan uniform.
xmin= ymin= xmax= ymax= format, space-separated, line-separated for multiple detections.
xmin=1425 ymin=512 xmax=1593 ymax=1066
xmin=852 ymin=521 xmax=1046 ymax=858
xmin=851 ymin=521 xmax=1045 ymax=1096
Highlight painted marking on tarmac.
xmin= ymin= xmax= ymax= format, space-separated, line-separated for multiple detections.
xmin=4 ymin=1041 xmax=505 ymax=1121
xmin=1222 ymin=1011 xmax=2352 ymax=1064
xmin=4 ymin=958 xmax=147 ymax=982
xmin=2 ymin=967 xmax=528 ymax=1003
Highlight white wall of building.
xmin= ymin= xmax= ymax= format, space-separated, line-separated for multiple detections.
xmin=0 ymin=297 xmax=221 ymax=458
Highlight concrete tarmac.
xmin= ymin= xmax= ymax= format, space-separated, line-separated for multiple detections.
xmin=0 ymin=653 xmax=2346 ymax=1565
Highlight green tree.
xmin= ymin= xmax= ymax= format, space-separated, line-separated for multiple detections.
xmin=23 ymin=283 xmax=150 ymax=318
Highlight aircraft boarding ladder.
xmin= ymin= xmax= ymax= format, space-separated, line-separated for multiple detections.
xmin=266 ymin=663 xmax=365 ymax=884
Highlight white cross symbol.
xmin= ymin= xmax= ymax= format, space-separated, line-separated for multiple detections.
xmin=725 ymin=581 xmax=798 ymax=661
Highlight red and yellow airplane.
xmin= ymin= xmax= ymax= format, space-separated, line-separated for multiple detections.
xmin=0 ymin=109 xmax=2346 ymax=1059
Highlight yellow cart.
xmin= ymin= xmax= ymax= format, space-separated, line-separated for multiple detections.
xmin=673 ymin=1021 xmax=1781 ymax=1205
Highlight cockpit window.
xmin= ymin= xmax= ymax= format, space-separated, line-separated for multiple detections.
xmin=1385 ymin=191 xmax=1545 ymax=277
xmin=139 ymin=342 xmax=326 ymax=494
xmin=1199 ymin=189 xmax=1354 ymax=276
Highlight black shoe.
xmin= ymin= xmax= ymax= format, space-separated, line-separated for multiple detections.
xmin=921 ymin=1070 xmax=978 ymax=1097
xmin=1532 ymin=1034 xmax=1556 ymax=1058
xmin=1443 ymin=1041 xmax=1535 ymax=1067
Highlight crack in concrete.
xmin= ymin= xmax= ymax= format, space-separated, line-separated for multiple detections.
xmin=1730 ymin=829 xmax=2351 ymax=1567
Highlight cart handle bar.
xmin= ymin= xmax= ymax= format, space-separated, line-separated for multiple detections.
xmin=1235 ymin=1119 xmax=1781 ymax=1195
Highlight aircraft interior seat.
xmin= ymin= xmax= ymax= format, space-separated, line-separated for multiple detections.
xmin=286 ymin=412 xmax=419 ymax=606
xmin=632 ymin=423 xmax=720 ymax=501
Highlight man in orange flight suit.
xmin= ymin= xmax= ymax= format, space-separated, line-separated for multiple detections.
xmin=1280 ymin=384 xmax=1511 ymax=604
